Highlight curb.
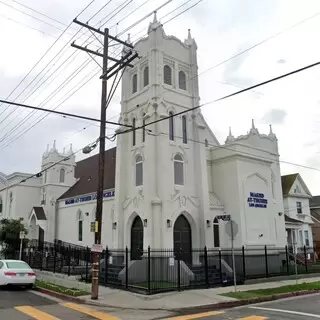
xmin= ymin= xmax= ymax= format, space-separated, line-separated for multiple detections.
xmin=171 ymin=289 xmax=320 ymax=315
xmin=34 ymin=287 xmax=87 ymax=304
xmin=34 ymin=287 xmax=320 ymax=312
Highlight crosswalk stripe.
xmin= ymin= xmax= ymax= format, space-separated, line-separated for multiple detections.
xmin=62 ymin=302 xmax=120 ymax=320
xmin=166 ymin=310 xmax=225 ymax=319
xmin=15 ymin=306 xmax=60 ymax=320
xmin=238 ymin=316 xmax=268 ymax=320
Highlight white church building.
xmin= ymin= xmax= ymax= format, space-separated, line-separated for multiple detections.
xmin=0 ymin=15 xmax=288 ymax=268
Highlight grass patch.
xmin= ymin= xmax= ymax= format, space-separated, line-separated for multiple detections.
xmin=221 ymin=282 xmax=320 ymax=300
xmin=35 ymin=280 xmax=89 ymax=297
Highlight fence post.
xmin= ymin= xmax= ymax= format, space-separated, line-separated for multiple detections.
xmin=285 ymin=245 xmax=289 ymax=274
xmin=264 ymin=245 xmax=269 ymax=277
xmin=67 ymin=246 xmax=71 ymax=276
xmin=242 ymin=245 xmax=246 ymax=280
xmin=28 ymin=246 xmax=31 ymax=266
xmin=53 ymin=243 xmax=57 ymax=273
xmin=177 ymin=249 xmax=181 ymax=291
xmin=125 ymin=247 xmax=128 ymax=289
xmin=219 ymin=249 xmax=223 ymax=284
xmin=304 ymin=245 xmax=308 ymax=273
xmin=204 ymin=246 xmax=209 ymax=287
xmin=147 ymin=246 xmax=151 ymax=294
xmin=40 ymin=245 xmax=44 ymax=271
xmin=105 ymin=246 xmax=109 ymax=287
xmin=85 ymin=246 xmax=89 ymax=282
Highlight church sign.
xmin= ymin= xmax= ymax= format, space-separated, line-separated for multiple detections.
xmin=65 ymin=190 xmax=115 ymax=205
xmin=247 ymin=192 xmax=268 ymax=208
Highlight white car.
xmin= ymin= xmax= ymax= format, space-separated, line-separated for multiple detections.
xmin=0 ymin=260 xmax=36 ymax=289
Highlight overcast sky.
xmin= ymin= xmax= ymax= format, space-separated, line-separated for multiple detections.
xmin=1 ymin=0 xmax=320 ymax=195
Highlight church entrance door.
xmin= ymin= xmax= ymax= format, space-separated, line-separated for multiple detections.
xmin=174 ymin=215 xmax=192 ymax=265
xmin=131 ymin=216 xmax=143 ymax=260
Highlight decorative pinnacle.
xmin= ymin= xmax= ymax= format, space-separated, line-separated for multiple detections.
xmin=153 ymin=11 xmax=157 ymax=23
xmin=251 ymin=119 xmax=255 ymax=129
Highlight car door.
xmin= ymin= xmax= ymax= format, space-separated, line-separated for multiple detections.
xmin=0 ymin=261 xmax=5 ymax=285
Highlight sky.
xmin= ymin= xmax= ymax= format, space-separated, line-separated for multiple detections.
xmin=0 ymin=0 xmax=320 ymax=194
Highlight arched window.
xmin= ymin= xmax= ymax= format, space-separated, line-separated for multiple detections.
xmin=164 ymin=65 xmax=172 ymax=85
xmin=77 ymin=210 xmax=83 ymax=242
xmin=182 ymin=116 xmax=187 ymax=144
xmin=205 ymin=139 xmax=208 ymax=147
xmin=174 ymin=154 xmax=184 ymax=185
xmin=143 ymin=66 xmax=149 ymax=87
xmin=271 ymin=173 xmax=276 ymax=199
xmin=142 ymin=114 xmax=146 ymax=143
xmin=132 ymin=118 xmax=136 ymax=146
xmin=169 ymin=111 xmax=174 ymax=141
xmin=59 ymin=168 xmax=65 ymax=183
xmin=213 ymin=217 xmax=220 ymax=247
xmin=132 ymin=74 xmax=137 ymax=94
xmin=136 ymin=155 xmax=143 ymax=186
xmin=179 ymin=71 xmax=186 ymax=90
xmin=44 ymin=170 xmax=47 ymax=184
xmin=0 ymin=196 xmax=2 ymax=214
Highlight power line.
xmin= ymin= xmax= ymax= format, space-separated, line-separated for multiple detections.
xmin=0 ymin=98 xmax=132 ymax=127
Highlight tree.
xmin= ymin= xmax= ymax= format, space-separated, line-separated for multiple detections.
xmin=0 ymin=218 xmax=28 ymax=258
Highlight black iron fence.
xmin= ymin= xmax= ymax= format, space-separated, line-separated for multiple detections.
xmin=15 ymin=240 xmax=320 ymax=294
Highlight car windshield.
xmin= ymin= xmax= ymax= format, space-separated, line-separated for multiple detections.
xmin=5 ymin=261 xmax=30 ymax=269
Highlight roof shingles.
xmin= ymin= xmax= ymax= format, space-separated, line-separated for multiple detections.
xmin=58 ymin=147 xmax=116 ymax=200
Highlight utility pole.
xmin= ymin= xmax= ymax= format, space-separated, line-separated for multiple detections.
xmin=71 ymin=18 xmax=138 ymax=300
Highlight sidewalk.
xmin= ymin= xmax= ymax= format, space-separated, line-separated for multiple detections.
xmin=76 ymin=276 xmax=320 ymax=310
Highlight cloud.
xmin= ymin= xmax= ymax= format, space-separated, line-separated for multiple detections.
xmin=260 ymin=108 xmax=287 ymax=125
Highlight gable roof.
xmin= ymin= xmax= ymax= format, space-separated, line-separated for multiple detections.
xmin=310 ymin=196 xmax=320 ymax=208
xmin=32 ymin=207 xmax=47 ymax=220
xmin=284 ymin=214 xmax=303 ymax=224
xmin=281 ymin=173 xmax=312 ymax=197
xmin=58 ymin=147 xmax=116 ymax=200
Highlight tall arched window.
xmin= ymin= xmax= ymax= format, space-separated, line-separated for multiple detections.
xmin=213 ymin=217 xmax=220 ymax=247
xmin=132 ymin=74 xmax=137 ymax=94
xmin=59 ymin=168 xmax=65 ymax=183
xmin=0 ymin=196 xmax=3 ymax=214
xmin=164 ymin=65 xmax=172 ymax=85
xmin=142 ymin=114 xmax=146 ymax=143
xmin=143 ymin=66 xmax=149 ymax=87
xmin=135 ymin=155 xmax=143 ymax=186
xmin=174 ymin=154 xmax=184 ymax=185
xmin=205 ymin=139 xmax=208 ymax=147
xmin=179 ymin=71 xmax=186 ymax=90
xmin=271 ymin=173 xmax=276 ymax=200
xmin=77 ymin=210 xmax=83 ymax=242
xmin=182 ymin=116 xmax=187 ymax=144
xmin=132 ymin=118 xmax=136 ymax=146
xmin=169 ymin=111 xmax=174 ymax=141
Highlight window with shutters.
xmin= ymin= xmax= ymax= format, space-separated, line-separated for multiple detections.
xmin=182 ymin=116 xmax=187 ymax=144
xmin=174 ymin=154 xmax=184 ymax=185
xmin=179 ymin=71 xmax=186 ymax=90
xmin=132 ymin=74 xmax=137 ymax=94
xmin=136 ymin=155 xmax=143 ymax=186
xmin=132 ymin=118 xmax=136 ymax=146
xmin=169 ymin=112 xmax=174 ymax=141
xmin=164 ymin=65 xmax=172 ymax=85
xmin=143 ymin=66 xmax=149 ymax=87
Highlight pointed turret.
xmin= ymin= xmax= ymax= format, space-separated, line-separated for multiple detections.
xmin=249 ymin=119 xmax=259 ymax=135
xmin=122 ymin=33 xmax=132 ymax=57
xmin=225 ymin=126 xmax=235 ymax=143
xmin=148 ymin=11 xmax=162 ymax=33
xmin=268 ymin=124 xmax=277 ymax=140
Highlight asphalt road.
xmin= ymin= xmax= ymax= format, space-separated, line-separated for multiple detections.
xmin=2 ymin=287 xmax=320 ymax=319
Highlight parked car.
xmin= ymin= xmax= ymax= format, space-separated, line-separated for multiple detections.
xmin=0 ymin=260 xmax=36 ymax=289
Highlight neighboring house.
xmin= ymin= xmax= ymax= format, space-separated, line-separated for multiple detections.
xmin=310 ymin=196 xmax=320 ymax=256
xmin=281 ymin=173 xmax=314 ymax=252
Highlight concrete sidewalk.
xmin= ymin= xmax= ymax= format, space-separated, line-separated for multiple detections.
xmin=76 ymin=276 xmax=320 ymax=310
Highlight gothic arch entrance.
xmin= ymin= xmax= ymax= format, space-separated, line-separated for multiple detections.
xmin=130 ymin=216 xmax=143 ymax=260
xmin=174 ymin=214 xmax=192 ymax=265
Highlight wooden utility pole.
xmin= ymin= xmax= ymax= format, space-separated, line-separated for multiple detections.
xmin=71 ymin=18 xmax=138 ymax=300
